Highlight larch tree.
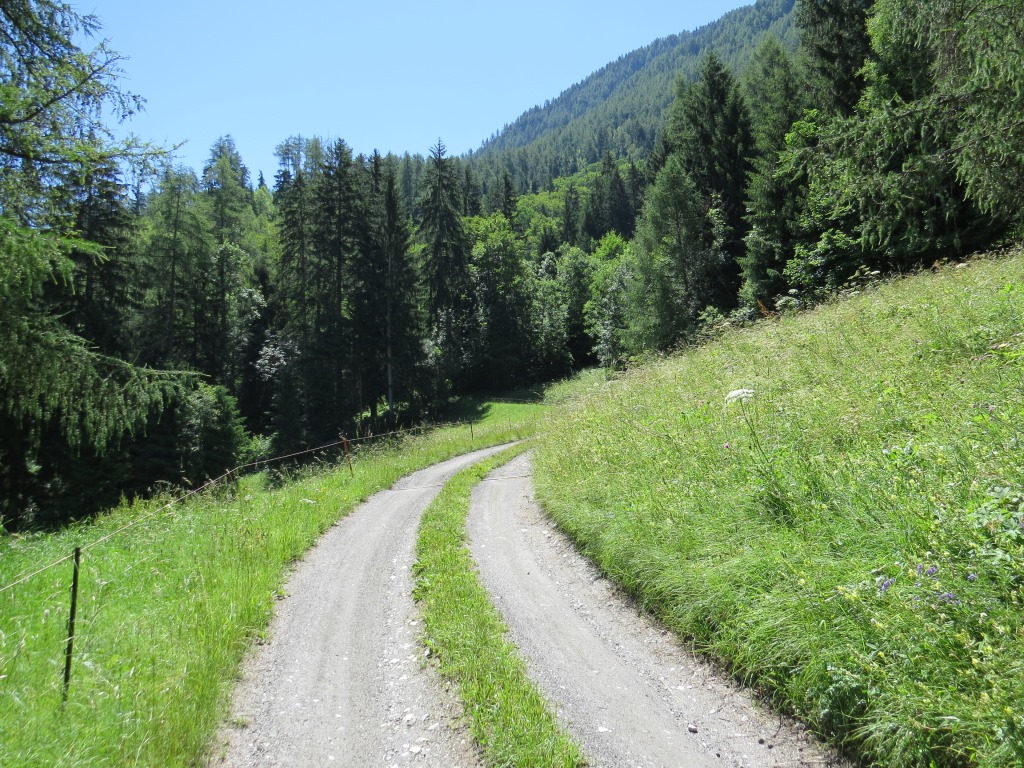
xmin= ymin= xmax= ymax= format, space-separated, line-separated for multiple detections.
xmin=0 ymin=0 xmax=185 ymax=527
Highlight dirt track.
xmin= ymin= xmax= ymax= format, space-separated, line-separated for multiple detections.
xmin=466 ymin=453 xmax=845 ymax=768
xmin=210 ymin=447 xmax=845 ymax=767
xmin=209 ymin=445 xmax=512 ymax=768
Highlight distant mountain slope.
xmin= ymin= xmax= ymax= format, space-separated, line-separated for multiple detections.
xmin=467 ymin=0 xmax=797 ymax=191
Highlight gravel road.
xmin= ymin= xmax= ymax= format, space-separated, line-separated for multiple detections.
xmin=209 ymin=445 xmax=514 ymax=768
xmin=467 ymin=453 xmax=847 ymax=768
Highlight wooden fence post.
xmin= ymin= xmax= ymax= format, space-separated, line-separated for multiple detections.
xmin=343 ymin=437 xmax=353 ymax=477
xmin=62 ymin=547 xmax=81 ymax=702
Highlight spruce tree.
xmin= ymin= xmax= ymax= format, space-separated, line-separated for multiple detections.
xmin=348 ymin=153 xmax=422 ymax=422
xmin=304 ymin=138 xmax=360 ymax=440
xmin=739 ymin=37 xmax=807 ymax=307
xmin=137 ymin=166 xmax=214 ymax=369
xmin=418 ymin=140 xmax=472 ymax=390
xmin=796 ymin=0 xmax=874 ymax=117
xmin=419 ymin=140 xmax=470 ymax=325
xmin=201 ymin=136 xmax=257 ymax=385
xmin=665 ymin=52 xmax=754 ymax=308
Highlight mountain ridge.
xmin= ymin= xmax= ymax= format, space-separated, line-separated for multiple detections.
xmin=466 ymin=0 xmax=798 ymax=189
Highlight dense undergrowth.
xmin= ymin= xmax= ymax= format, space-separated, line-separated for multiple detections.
xmin=0 ymin=404 xmax=541 ymax=768
xmin=534 ymin=251 xmax=1024 ymax=767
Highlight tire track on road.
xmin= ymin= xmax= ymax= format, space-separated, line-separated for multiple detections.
xmin=210 ymin=444 xmax=513 ymax=768
xmin=467 ymin=453 xmax=846 ymax=768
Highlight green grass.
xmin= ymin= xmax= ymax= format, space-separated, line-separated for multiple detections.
xmin=0 ymin=406 xmax=542 ymax=768
xmin=534 ymin=251 xmax=1024 ymax=767
xmin=413 ymin=444 xmax=585 ymax=768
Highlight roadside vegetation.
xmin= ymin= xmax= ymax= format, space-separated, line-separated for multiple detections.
xmin=0 ymin=404 xmax=541 ymax=768
xmin=414 ymin=444 xmax=584 ymax=767
xmin=534 ymin=252 xmax=1024 ymax=767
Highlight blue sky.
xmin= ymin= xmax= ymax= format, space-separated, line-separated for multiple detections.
xmin=83 ymin=1 xmax=751 ymax=182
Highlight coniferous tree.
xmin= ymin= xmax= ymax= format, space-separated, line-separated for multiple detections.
xmin=626 ymin=155 xmax=724 ymax=350
xmin=740 ymin=37 xmax=807 ymax=307
xmin=0 ymin=1 xmax=185 ymax=527
xmin=201 ymin=136 xmax=257 ymax=385
xmin=462 ymin=165 xmax=483 ymax=217
xmin=783 ymin=0 xmax=1019 ymax=290
xmin=419 ymin=140 xmax=473 ymax=390
xmin=50 ymin=156 xmax=138 ymax=357
xmin=348 ymin=153 xmax=422 ymax=422
xmin=304 ymin=138 xmax=360 ymax=440
xmin=649 ymin=52 xmax=755 ymax=316
xmin=556 ymin=244 xmax=597 ymax=366
xmin=606 ymin=159 xmax=635 ymax=239
xmin=562 ymin=183 xmax=582 ymax=247
xmin=274 ymin=140 xmax=315 ymax=344
xmin=667 ymin=52 xmax=753 ymax=276
xmin=136 ymin=166 xmax=214 ymax=369
xmin=498 ymin=170 xmax=518 ymax=221
xmin=796 ymin=0 xmax=874 ymax=117
xmin=378 ymin=163 xmax=423 ymax=413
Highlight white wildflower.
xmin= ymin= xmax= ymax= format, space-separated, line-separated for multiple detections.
xmin=725 ymin=388 xmax=755 ymax=404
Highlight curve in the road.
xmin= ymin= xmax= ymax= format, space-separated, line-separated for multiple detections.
xmin=209 ymin=445 xmax=514 ymax=768
xmin=467 ymin=453 xmax=846 ymax=768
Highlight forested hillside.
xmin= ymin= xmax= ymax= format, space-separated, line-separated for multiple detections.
xmin=2 ymin=0 xmax=1022 ymax=530
xmin=467 ymin=0 xmax=798 ymax=192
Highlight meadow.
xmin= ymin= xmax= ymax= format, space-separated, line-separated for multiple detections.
xmin=534 ymin=251 xmax=1024 ymax=766
xmin=5 ymin=250 xmax=1024 ymax=767
xmin=0 ymin=404 xmax=542 ymax=768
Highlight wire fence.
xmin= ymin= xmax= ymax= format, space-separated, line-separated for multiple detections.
xmin=0 ymin=417 xmax=491 ymax=596
xmin=0 ymin=397 xmax=552 ymax=716
xmin=0 ymin=401 xmax=547 ymax=708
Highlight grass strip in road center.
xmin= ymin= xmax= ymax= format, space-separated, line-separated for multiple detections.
xmin=413 ymin=444 xmax=585 ymax=768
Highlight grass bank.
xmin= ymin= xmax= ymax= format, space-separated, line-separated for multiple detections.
xmin=534 ymin=252 xmax=1024 ymax=767
xmin=0 ymin=405 xmax=542 ymax=768
xmin=413 ymin=444 xmax=584 ymax=768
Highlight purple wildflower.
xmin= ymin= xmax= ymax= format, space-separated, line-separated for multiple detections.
xmin=926 ymin=566 xmax=938 ymax=577
xmin=879 ymin=578 xmax=895 ymax=594
xmin=967 ymin=573 xmax=978 ymax=582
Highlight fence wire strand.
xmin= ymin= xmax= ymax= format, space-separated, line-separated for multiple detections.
xmin=0 ymin=415 xmax=525 ymax=595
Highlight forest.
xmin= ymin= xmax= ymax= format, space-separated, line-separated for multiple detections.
xmin=2 ymin=0 xmax=1022 ymax=529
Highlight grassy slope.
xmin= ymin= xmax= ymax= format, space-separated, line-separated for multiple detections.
xmin=0 ymin=406 xmax=542 ymax=768
xmin=535 ymin=252 xmax=1024 ymax=767
xmin=413 ymin=444 xmax=584 ymax=767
